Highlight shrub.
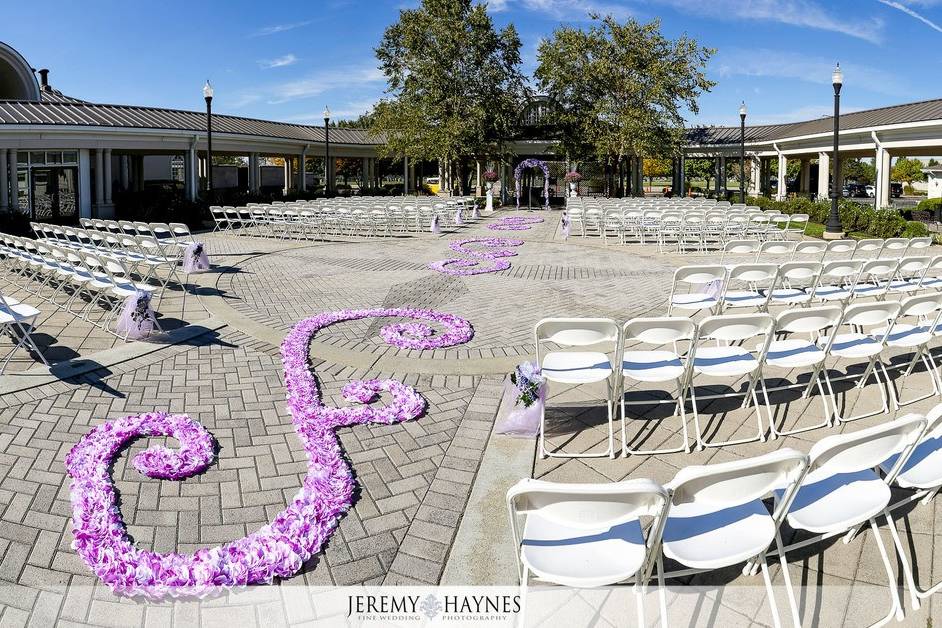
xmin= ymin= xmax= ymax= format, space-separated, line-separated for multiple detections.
xmin=867 ymin=209 xmax=907 ymax=239
xmin=917 ymin=197 xmax=942 ymax=217
xmin=838 ymin=200 xmax=875 ymax=233
xmin=902 ymin=220 xmax=930 ymax=238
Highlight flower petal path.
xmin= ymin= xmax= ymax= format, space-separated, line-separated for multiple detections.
xmin=65 ymin=307 xmax=473 ymax=599
xmin=428 ymin=236 xmax=525 ymax=276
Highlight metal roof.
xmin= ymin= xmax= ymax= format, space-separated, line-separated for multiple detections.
xmin=0 ymin=99 xmax=378 ymax=145
xmin=687 ymin=97 xmax=942 ymax=145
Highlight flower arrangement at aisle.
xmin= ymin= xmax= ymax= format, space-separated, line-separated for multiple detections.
xmin=483 ymin=170 xmax=500 ymax=212
xmin=65 ymin=307 xmax=473 ymax=599
xmin=483 ymin=170 xmax=500 ymax=183
xmin=495 ymin=361 xmax=546 ymax=437
xmin=563 ymin=171 xmax=582 ymax=183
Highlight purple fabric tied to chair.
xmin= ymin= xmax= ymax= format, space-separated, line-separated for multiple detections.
xmin=495 ymin=361 xmax=545 ymax=438
xmin=430 ymin=215 xmax=441 ymax=234
xmin=182 ymin=242 xmax=210 ymax=274
xmin=454 ymin=209 xmax=464 ymax=226
xmin=115 ymin=291 xmax=158 ymax=340
xmin=561 ymin=211 xmax=571 ymax=240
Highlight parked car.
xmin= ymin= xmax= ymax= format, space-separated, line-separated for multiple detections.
xmin=891 ymin=182 xmax=903 ymax=197
xmin=865 ymin=185 xmax=875 ymax=197
xmin=845 ymin=183 xmax=868 ymax=198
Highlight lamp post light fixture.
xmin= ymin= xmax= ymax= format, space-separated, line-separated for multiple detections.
xmin=826 ymin=63 xmax=844 ymax=238
xmin=323 ymin=106 xmax=331 ymax=198
xmin=739 ymin=101 xmax=747 ymax=204
xmin=203 ymin=80 xmax=214 ymax=195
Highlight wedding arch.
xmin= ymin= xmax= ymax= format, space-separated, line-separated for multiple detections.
xmin=514 ymin=159 xmax=550 ymax=210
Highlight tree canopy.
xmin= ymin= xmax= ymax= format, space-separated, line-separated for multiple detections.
xmin=892 ymin=157 xmax=926 ymax=186
xmin=534 ymin=15 xmax=714 ymax=167
xmin=370 ymin=0 xmax=526 ymax=173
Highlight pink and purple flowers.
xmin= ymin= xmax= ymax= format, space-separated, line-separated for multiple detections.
xmin=429 ymin=237 xmax=524 ymax=276
xmin=487 ymin=215 xmax=545 ymax=231
xmin=65 ymin=307 xmax=473 ymax=599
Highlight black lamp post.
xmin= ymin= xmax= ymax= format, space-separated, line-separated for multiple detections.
xmin=739 ymin=101 xmax=747 ymax=204
xmin=203 ymin=80 xmax=214 ymax=195
xmin=826 ymin=63 xmax=844 ymax=237
xmin=323 ymin=106 xmax=331 ymax=197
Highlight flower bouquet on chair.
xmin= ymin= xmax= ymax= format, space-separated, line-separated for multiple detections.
xmin=495 ymin=361 xmax=546 ymax=437
xmin=182 ymin=242 xmax=210 ymax=274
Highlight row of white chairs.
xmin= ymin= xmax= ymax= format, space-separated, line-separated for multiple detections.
xmin=30 ymin=223 xmax=183 ymax=293
xmin=536 ymin=298 xmax=942 ymax=459
xmin=669 ymin=253 xmax=936 ymax=317
xmin=509 ymin=409 xmax=942 ymax=626
xmin=77 ymin=218 xmax=196 ymax=255
xmin=717 ymin=236 xmax=933 ymax=265
xmin=0 ymin=234 xmax=162 ymax=342
xmin=211 ymin=199 xmax=479 ymax=239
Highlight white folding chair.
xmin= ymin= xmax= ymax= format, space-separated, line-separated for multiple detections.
xmin=764 ymin=306 xmax=842 ymax=438
xmin=662 ymin=449 xmax=808 ymax=628
xmin=0 ymin=291 xmax=49 ymax=373
xmin=719 ymin=239 xmax=760 ymax=268
xmin=767 ymin=261 xmax=821 ymax=308
xmin=688 ymin=313 xmax=775 ymax=449
xmin=507 ymin=478 xmax=670 ymax=626
xmin=823 ymin=239 xmax=856 ymax=261
xmin=810 ymin=259 xmax=865 ymax=305
xmin=882 ymin=292 xmax=942 ymax=407
xmin=819 ymin=301 xmax=901 ymax=423
xmin=667 ymin=265 xmax=726 ymax=316
xmin=535 ymin=318 xmax=620 ymax=459
xmin=778 ymin=415 xmax=926 ymax=627
xmin=850 ymin=258 xmax=899 ymax=301
xmin=620 ymin=317 xmax=695 ymax=455
xmin=792 ymin=240 xmax=827 ymax=262
xmin=853 ymin=238 xmax=884 ymax=259
xmin=717 ymin=263 xmax=778 ymax=313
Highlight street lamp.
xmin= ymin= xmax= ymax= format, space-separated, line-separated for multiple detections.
xmin=826 ymin=63 xmax=844 ymax=237
xmin=323 ymin=106 xmax=331 ymax=197
xmin=203 ymin=80 xmax=214 ymax=195
xmin=739 ymin=101 xmax=747 ymax=204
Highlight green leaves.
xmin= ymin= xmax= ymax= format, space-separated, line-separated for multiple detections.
xmin=535 ymin=16 xmax=714 ymax=167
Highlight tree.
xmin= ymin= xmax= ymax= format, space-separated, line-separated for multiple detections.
xmin=892 ymin=156 xmax=926 ymax=188
xmin=685 ymin=159 xmax=715 ymax=195
xmin=643 ymin=157 xmax=672 ymax=190
xmin=842 ymin=158 xmax=875 ymax=185
xmin=371 ymin=0 xmax=527 ymax=195
xmin=535 ymin=15 xmax=714 ymax=196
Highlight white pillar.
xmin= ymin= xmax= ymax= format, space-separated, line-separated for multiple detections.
xmin=818 ymin=152 xmax=830 ymax=199
xmin=0 ymin=149 xmax=7 ymax=211
xmin=283 ymin=157 xmax=291 ymax=194
xmin=777 ymin=153 xmax=787 ymax=200
xmin=799 ymin=158 xmax=810 ymax=194
xmin=879 ymin=151 xmax=891 ymax=208
xmin=78 ymin=149 xmax=91 ymax=219
xmin=873 ymin=147 xmax=884 ymax=209
xmin=103 ymin=149 xmax=113 ymax=204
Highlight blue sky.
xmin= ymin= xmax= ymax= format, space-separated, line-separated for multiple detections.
xmin=4 ymin=0 xmax=941 ymax=128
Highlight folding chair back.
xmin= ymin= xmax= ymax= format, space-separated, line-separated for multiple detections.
xmin=809 ymin=415 xmax=925 ymax=476
xmin=853 ymin=239 xmax=884 ymax=259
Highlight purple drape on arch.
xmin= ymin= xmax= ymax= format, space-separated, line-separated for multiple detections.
xmin=514 ymin=159 xmax=550 ymax=210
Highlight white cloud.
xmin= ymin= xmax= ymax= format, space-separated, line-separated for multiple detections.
xmin=648 ymin=0 xmax=884 ymax=44
xmin=484 ymin=0 xmax=510 ymax=11
xmin=285 ymin=99 xmax=380 ymax=122
xmin=258 ymin=54 xmax=298 ymax=69
xmin=877 ymin=0 xmax=942 ymax=33
xmin=516 ymin=0 xmax=634 ymax=19
xmin=713 ymin=48 xmax=908 ymax=96
xmin=228 ymin=66 xmax=385 ymax=108
xmin=250 ymin=21 xmax=313 ymax=37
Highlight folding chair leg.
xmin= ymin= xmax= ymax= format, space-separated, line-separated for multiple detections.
xmin=759 ymin=556 xmax=783 ymax=628
xmin=622 ymin=379 xmax=690 ymax=456
xmin=868 ymin=518 xmax=905 ymax=626
xmin=894 ymin=349 xmax=941 ymax=408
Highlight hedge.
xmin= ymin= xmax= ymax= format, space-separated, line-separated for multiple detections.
xmin=746 ymin=196 xmax=917 ymax=239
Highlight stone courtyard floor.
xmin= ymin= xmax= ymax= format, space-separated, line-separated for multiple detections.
xmin=0 ymin=208 xmax=939 ymax=625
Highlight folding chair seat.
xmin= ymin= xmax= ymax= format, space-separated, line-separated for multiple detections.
xmin=878 ymin=293 xmax=942 ymax=407
xmin=778 ymin=416 xmax=926 ymax=626
xmin=507 ymin=478 xmax=670 ymax=626
xmin=688 ymin=313 xmax=775 ymax=449
xmin=766 ymin=261 xmax=820 ymax=307
xmin=536 ymin=318 xmax=620 ymax=459
xmin=620 ymin=317 xmax=695 ymax=455
xmin=667 ymin=265 xmax=726 ymax=315
xmin=662 ymin=450 xmax=807 ymax=627
xmin=718 ymin=263 xmax=778 ymax=312
xmin=887 ymin=256 xmax=930 ymax=295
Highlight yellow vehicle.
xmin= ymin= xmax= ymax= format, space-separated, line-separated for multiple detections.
xmin=424 ymin=176 xmax=441 ymax=194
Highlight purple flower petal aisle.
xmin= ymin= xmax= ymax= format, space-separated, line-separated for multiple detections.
xmin=65 ymin=307 xmax=473 ymax=599
xmin=428 ymin=236 xmax=525 ymax=276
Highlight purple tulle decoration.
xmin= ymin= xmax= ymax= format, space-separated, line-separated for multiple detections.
xmin=495 ymin=362 xmax=546 ymax=438
xmin=430 ymin=215 xmax=441 ymax=234
xmin=65 ymin=307 xmax=474 ymax=599
xmin=115 ymin=291 xmax=157 ymax=340
xmin=182 ymin=242 xmax=210 ymax=274
xmin=454 ymin=209 xmax=464 ymax=226
xmin=561 ymin=211 xmax=571 ymax=240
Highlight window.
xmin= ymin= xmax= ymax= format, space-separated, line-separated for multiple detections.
xmin=29 ymin=152 xmax=45 ymax=165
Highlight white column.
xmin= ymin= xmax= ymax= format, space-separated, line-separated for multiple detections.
xmin=777 ymin=153 xmax=787 ymax=200
xmin=799 ymin=158 xmax=810 ymax=194
xmin=873 ymin=147 xmax=884 ymax=209
xmin=103 ymin=149 xmax=113 ymax=204
xmin=94 ymin=149 xmax=104 ymax=213
xmin=879 ymin=151 xmax=891 ymax=208
xmin=78 ymin=149 xmax=91 ymax=219
xmin=0 ymin=149 xmax=7 ymax=211
xmin=818 ymin=152 xmax=830 ymax=199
